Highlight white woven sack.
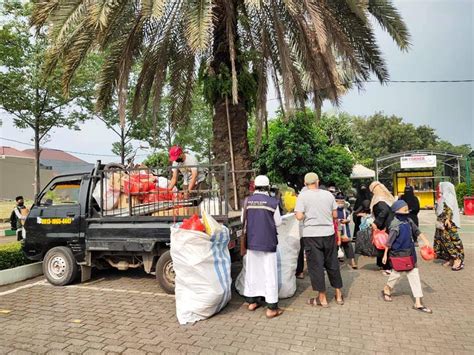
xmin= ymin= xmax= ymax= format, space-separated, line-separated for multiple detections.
xmin=235 ymin=213 xmax=300 ymax=299
xmin=170 ymin=225 xmax=231 ymax=325
xmin=92 ymin=177 xmax=120 ymax=211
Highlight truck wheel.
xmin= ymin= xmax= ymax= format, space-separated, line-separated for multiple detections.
xmin=156 ymin=250 xmax=175 ymax=294
xmin=43 ymin=246 xmax=78 ymax=286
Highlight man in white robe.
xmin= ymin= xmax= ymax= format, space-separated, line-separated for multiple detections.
xmin=242 ymin=175 xmax=283 ymax=318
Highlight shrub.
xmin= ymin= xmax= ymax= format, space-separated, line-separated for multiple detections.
xmin=0 ymin=242 xmax=32 ymax=270
xmin=455 ymin=182 xmax=474 ymax=208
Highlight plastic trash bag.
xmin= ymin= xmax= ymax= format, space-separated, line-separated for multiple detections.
xmin=180 ymin=214 xmax=206 ymax=232
xmin=202 ymin=209 xmax=223 ymax=236
xmin=373 ymin=229 xmax=389 ymax=250
xmin=420 ymin=245 xmax=436 ymax=261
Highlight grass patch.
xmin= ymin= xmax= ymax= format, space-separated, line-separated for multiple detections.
xmin=0 ymin=200 xmax=33 ymax=220
xmin=0 ymin=242 xmax=33 ymax=270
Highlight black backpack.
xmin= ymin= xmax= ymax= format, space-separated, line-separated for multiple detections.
xmin=355 ymin=229 xmax=378 ymax=257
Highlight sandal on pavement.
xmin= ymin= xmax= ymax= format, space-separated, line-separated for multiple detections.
xmin=335 ymin=295 xmax=344 ymax=305
xmin=296 ymin=273 xmax=305 ymax=279
xmin=307 ymin=298 xmax=329 ymax=308
xmin=381 ymin=290 xmax=392 ymax=302
xmin=452 ymin=262 xmax=464 ymax=271
xmin=247 ymin=303 xmax=261 ymax=311
xmin=266 ymin=308 xmax=284 ymax=319
xmin=351 ymin=265 xmax=358 ymax=270
xmin=413 ymin=306 xmax=432 ymax=314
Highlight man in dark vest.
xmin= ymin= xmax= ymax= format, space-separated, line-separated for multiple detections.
xmin=242 ymin=175 xmax=283 ymax=318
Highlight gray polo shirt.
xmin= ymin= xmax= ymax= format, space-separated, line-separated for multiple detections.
xmin=295 ymin=188 xmax=338 ymax=237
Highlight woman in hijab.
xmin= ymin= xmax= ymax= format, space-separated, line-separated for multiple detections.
xmin=434 ymin=182 xmax=464 ymax=271
xmin=400 ymin=185 xmax=421 ymax=245
xmin=370 ymin=181 xmax=396 ymax=275
xmin=353 ymin=185 xmax=372 ymax=237
xmin=400 ymin=186 xmax=420 ymax=226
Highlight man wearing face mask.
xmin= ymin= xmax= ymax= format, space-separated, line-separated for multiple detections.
xmin=168 ymin=145 xmax=208 ymax=192
xmin=10 ymin=196 xmax=29 ymax=241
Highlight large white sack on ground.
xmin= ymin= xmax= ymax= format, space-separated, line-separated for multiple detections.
xmin=171 ymin=225 xmax=232 ymax=325
xmin=235 ymin=213 xmax=300 ymax=299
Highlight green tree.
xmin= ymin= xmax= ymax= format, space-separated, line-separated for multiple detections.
xmin=0 ymin=0 xmax=98 ymax=194
xmin=256 ymin=111 xmax=354 ymax=191
xmin=142 ymin=151 xmax=169 ymax=171
xmin=349 ymin=113 xmax=440 ymax=168
xmin=32 ymin=0 xmax=409 ymax=204
xmin=133 ymin=86 xmax=213 ymax=164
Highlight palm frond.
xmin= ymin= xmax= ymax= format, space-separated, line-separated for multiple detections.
xmin=185 ymin=0 xmax=214 ymax=52
xmin=30 ymin=0 xmax=59 ymax=30
xmin=368 ymin=0 xmax=410 ymax=51
xmin=344 ymin=0 xmax=368 ymax=23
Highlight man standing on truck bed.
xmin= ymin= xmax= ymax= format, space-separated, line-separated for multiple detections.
xmin=168 ymin=145 xmax=208 ymax=191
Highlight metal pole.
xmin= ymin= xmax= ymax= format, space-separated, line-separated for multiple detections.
xmin=224 ymin=163 xmax=229 ymax=216
xmin=457 ymin=158 xmax=461 ymax=185
xmin=467 ymin=157 xmax=471 ymax=195
xmin=375 ymin=159 xmax=379 ymax=181
xmin=225 ymin=96 xmax=239 ymax=211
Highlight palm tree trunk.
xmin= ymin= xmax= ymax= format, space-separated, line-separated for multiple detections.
xmin=211 ymin=0 xmax=251 ymax=208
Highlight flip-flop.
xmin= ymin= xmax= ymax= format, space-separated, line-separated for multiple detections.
xmin=296 ymin=273 xmax=305 ymax=279
xmin=452 ymin=263 xmax=464 ymax=271
xmin=351 ymin=265 xmax=358 ymax=270
xmin=413 ymin=306 xmax=432 ymax=314
xmin=381 ymin=290 xmax=392 ymax=302
xmin=306 ymin=298 xmax=329 ymax=308
xmin=266 ymin=308 xmax=284 ymax=319
xmin=307 ymin=298 xmax=329 ymax=308
xmin=334 ymin=295 xmax=344 ymax=305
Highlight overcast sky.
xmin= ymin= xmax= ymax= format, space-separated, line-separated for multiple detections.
xmin=1 ymin=0 xmax=473 ymax=164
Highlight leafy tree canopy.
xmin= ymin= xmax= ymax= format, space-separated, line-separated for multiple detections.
xmin=255 ymin=110 xmax=354 ymax=191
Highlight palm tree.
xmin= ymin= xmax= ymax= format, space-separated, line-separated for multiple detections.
xmin=31 ymin=0 xmax=409 ymax=204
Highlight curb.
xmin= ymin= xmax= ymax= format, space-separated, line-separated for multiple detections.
xmin=0 ymin=262 xmax=43 ymax=286
xmin=0 ymin=230 xmax=16 ymax=237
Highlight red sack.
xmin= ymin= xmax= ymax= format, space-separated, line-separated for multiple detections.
xmin=123 ymin=176 xmax=140 ymax=194
xmin=420 ymin=245 xmax=436 ymax=261
xmin=180 ymin=214 xmax=206 ymax=232
xmin=372 ymin=229 xmax=388 ymax=250
xmin=143 ymin=188 xmax=174 ymax=203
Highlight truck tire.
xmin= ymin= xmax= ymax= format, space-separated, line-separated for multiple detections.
xmin=156 ymin=250 xmax=175 ymax=294
xmin=43 ymin=246 xmax=78 ymax=286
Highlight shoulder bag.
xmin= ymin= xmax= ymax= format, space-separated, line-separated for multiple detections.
xmin=389 ymin=249 xmax=415 ymax=272
xmin=240 ymin=198 xmax=249 ymax=257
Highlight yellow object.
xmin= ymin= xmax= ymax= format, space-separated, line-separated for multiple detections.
xmin=283 ymin=191 xmax=297 ymax=212
xmin=393 ymin=170 xmax=435 ymax=209
xmin=202 ymin=209 xmax=223 ymax=236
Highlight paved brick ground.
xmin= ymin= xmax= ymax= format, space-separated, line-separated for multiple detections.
xmin=1 ymin=211 xmax=473 ymax=354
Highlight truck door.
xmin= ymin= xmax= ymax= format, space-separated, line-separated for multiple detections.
xmin=23 ymin=176 xmax=84 ymax=259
